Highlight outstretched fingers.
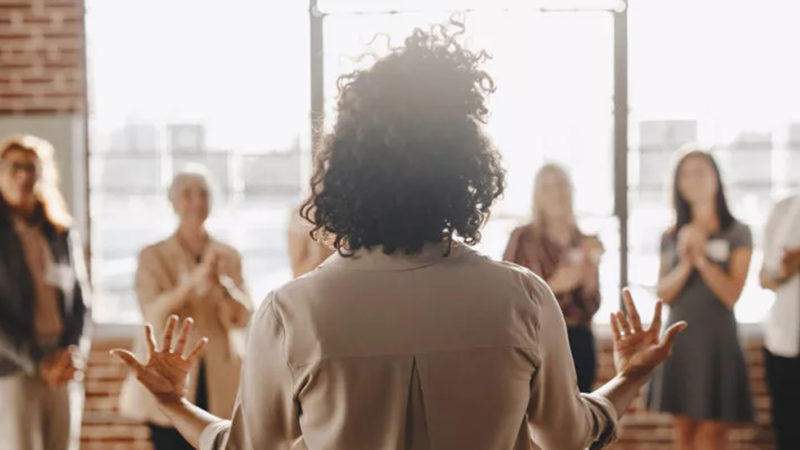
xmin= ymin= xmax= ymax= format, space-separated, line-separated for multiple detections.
xmin=622 ymin=288 xmax=643 ymax=332
xmin=648 ymin=301 xmax=664 ymax=334
xmin=161 ymin=315 xmax=179 ymax=352
xmin=615 ymin=311 xmax=632 ymax=337
xmin=610 ymin=313 xmax=622 ymax=341
xmin=144 ymin=324 xmax=157 ymax=358
xmin=110 ymin=349 xmax=145 ymax=375
xmin=184 ymin=337 xmax=208 ymax=364
xmin=173 ymin=318 xmax=194 ymax=355
xmin=657 ymin=321 xmax=688 ymax=355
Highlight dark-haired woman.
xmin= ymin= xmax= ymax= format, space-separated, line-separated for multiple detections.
xmin=648 ymin=149 xmax=753 ymax=450
xmin=0 ymin=135 xmax=90 ymax=450
xmin=111 ymin=25 xmax=686 ymax=450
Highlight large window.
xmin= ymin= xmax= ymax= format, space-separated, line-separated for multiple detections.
xmin=627 ymin=0 xmax=800 ymax=322
xmin=319 ymin=4 xmax=621 ymax=322
xmin=85 ymin=0 xmax=797 ymax=326
xmin=86 ymin=1 xmax=311 ymax=322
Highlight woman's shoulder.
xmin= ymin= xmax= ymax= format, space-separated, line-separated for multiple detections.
xmin=509 ymin=223 xmax=533 ymax=238
xmin=470 ymin=248 xmax=552 ymax=300
xmin=139 ymin=236 xmax=172 ymax=256
xmin=723 ymin=219 xmax=752 ymax=246
xmin=137 ymin=236 xmax=184 ymax=267
xmin=659 ymin=226 xmax=678 ymax=246
xmin=727 ymin=219 xmax=750 ymax=232
xmin=210 ymin=238 xmax=241 ymax=259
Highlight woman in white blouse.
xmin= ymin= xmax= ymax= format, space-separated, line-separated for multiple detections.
xmin=112 ymin=24 xmax=686 ymax=450
xmin=760 ymin=192 xmax=800 ymax=450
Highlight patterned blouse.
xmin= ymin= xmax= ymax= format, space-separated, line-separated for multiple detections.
xmin=503 ymin=223 xmax=601 ymax=327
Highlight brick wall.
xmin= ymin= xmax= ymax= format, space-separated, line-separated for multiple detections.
xmin=0 ymin=0 xmax=86 ymax=114
xmin=82 ymin=338 xmax=151 ymax=450
xmin=82 ymin=334 xmax=776 ymax=449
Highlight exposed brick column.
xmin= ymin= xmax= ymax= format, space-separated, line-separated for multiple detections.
xmin=0 ymin=0 xmax=86 ymax=114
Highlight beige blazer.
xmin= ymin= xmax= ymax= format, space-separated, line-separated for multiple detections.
xmin=119 ymin=234 xmax=252 ymax=426
xmin=200 ymin=243 xmax=618 ymax=450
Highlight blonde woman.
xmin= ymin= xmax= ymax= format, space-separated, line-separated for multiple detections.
xmin=503 ymin=163 xmax=604 ymax=392
xmin=0 ymin=135 xmax=90 ymax=450
xmin=119 ymin=166 xmax=252 ymax=450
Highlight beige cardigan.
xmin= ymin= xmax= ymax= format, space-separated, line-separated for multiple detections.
xmin=200 ymin=243 xmax=618 ymax=449
xmin=119 ymin=234 xmax=252 ymax=426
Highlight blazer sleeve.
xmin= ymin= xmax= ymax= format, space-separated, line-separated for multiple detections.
xmin=135 ymin=246 xmax=178 ymax=327
xmin=217 ymin=249 xmax=253 ymax=330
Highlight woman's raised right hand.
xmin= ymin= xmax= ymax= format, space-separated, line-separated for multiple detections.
xmin=610 ymin=289 xmax=688 ymax=380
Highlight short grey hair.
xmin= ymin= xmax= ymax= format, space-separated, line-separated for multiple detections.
xmin=168 ymin=163 xmax=215 ymax=204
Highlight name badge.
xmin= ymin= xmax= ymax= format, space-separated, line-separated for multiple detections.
xmin=44 ymin=263 xmax=76 ymax=291
xmin=705 ymin=239 xmax=730 ymax=262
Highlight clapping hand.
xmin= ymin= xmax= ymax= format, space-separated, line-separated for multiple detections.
xmin=611 ymin=289 xmax=688 ymax=379
xmin=781 ymin=247 xmax=800 ymax=275
xmin=40 ymin=345 xmax=83 ymax=387
xmin=110 ymin=315 xmax=207 ymax=404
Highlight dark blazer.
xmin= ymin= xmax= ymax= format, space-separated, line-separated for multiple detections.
xmin=0 ymin=198 xmax=90 ymax=376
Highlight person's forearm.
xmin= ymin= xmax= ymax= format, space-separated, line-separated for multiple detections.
xmin=696 ymin=262 xmax=742 ymax=308
xmin=547 ymin=273 xmax=579 ymax=295
xmin=592 ymin=372 xmax=650 ymax=418
xmin=157 ymin=398 xmax=225 ymax=449
xmin=219 ymin=277 xmax=252 ymax=313
xmin=760 ymin=266 xmax=794 ymax=291
xmin=656 ymin=261 xmax=692 ymax=303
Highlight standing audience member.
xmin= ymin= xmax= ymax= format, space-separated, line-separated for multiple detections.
xmin=112 ymin=24 xmax=686 ymax=450
xmin=648 ymin=149 xmax=754 ymax=450
xmin=0 ymin=135 xmax=90 ymax=450
xmin=503 ymin=163 xmax=604 ymax=392
xmin=760 ymin=192 xmax=800 ymax=450
xmin=119 ymin=166 xmax=252 ymax=450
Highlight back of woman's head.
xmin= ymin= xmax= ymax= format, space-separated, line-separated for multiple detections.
xmin=302 ymin=22 xmax=506 ymax=255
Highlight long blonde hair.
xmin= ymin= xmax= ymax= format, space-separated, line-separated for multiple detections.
xmin=531 ymin=163 xmax=577 ymax=230
xmin=0 ymin=134 xmax=72 ymax=231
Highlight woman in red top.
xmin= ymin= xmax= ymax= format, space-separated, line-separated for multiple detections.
xmin=504 ymin=163 xmax=603 ymax=392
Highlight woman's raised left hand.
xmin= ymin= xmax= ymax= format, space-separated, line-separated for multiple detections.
xmin=111 ymin=315 xmax=207 ymax=404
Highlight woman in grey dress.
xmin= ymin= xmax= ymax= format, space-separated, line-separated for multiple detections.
xmin=648 ymin=149 xmax=754 ymax=450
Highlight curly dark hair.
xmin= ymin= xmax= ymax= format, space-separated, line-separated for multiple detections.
xmin=301 ymin=22 xmax=506 ymax=256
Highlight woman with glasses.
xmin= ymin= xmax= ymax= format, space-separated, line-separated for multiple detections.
xmin=0 ymin=135 xmax=90 ymax=450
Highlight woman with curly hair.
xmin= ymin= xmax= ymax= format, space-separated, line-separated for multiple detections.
xmin=112 ymin=23 xmax=686 ymax=450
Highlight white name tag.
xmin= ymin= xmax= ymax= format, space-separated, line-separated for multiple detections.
xmin=705 ymin=239 xmax=730 ymax=262
xmin=44 ymin=263 xmax=75 ymax=291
